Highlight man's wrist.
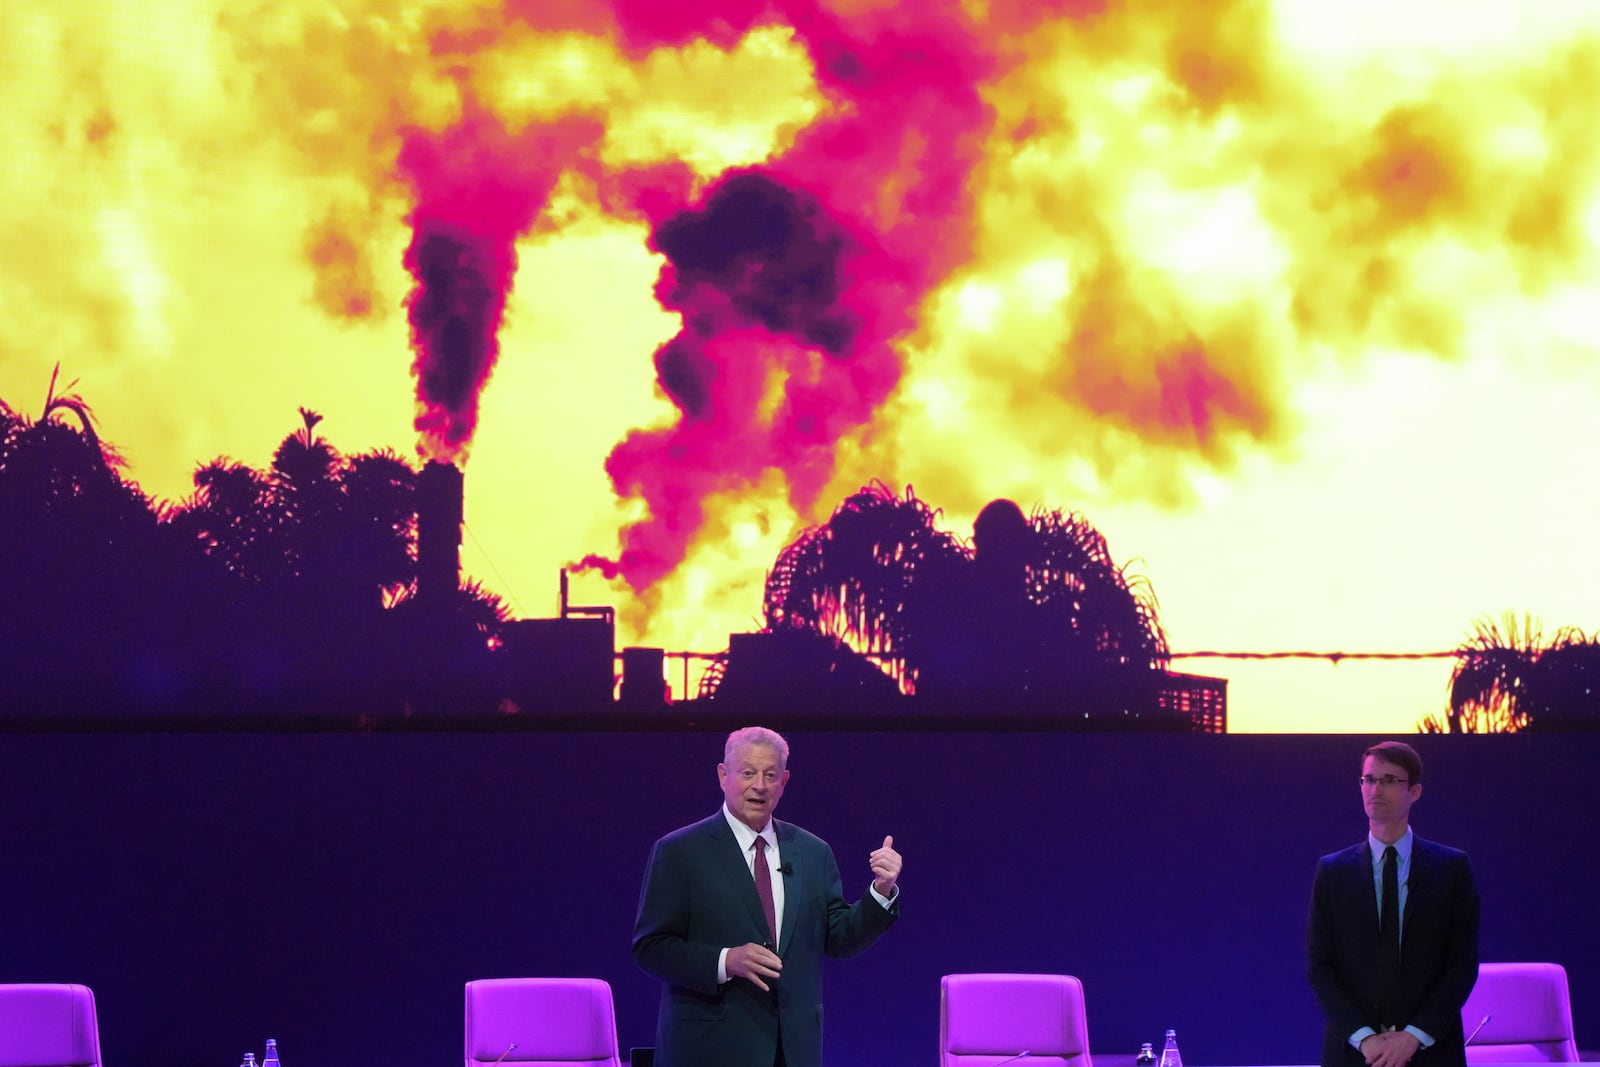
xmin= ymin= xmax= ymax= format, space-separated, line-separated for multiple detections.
xmin=1402 ymin=1025 xmax=1432 ymax=1048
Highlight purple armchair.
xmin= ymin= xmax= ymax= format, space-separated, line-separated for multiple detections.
xmin=0 ymin=984 xmax=103 ymax=1067
xmin=464 ymin=978 xmax=622 ymax=1067
xmin=1461 ymin=962 xmax=1579 ymax=1063
xmin=941 ymin=973 xmax=1093 ymax=1067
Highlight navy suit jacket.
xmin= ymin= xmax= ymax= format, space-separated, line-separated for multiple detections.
xmin=632 ymin=811 xmax=898 ymax=1067
xmin=1306 ymin=835 xmax=1480 ymax=1067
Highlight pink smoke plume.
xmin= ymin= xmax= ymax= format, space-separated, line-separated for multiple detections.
xmin=579 ymin=0 xmax=1002 ymax=589
xmin=395 ymin=0 xmax=1065 ymax=585
xmin=400 ymin=110 xmax=603 ymax=463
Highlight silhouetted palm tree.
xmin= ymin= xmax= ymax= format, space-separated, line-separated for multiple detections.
xmin=384 ymin=576 xmax=510 ymax=642
xmin=743 ymin=483 xmax=1168 ymax=710
xmin=3 ymin=384 xmax=518 ymax=717
xmin=170 ymin=408 xmax=416 ymax=612
xmin=1526 ymin=638 xmax=1600 ymax=729
xmin=0 ymin=366 xmax=137 ymax=516
xmin=764 ymin=483 xmax=964 ymax=689
xmin=1027 ymin=506 xmax=1169 ymax=674
xmin=178 ymin=459 xmax=283 ymax=584
xmin=167 ymin=410 xmax=523 ymax=713
xmin=1 ymin=369 xmax=204 ymax=713
xmin=1424 ymin=613 xmax=1600 ymax=732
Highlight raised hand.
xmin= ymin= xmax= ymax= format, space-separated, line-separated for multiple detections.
xmin=870 ymin=834 xmax=902 ymax=898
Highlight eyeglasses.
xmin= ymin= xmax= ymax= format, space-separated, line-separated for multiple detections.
xmin=1359 ymin=774 xmax=1410 ymax=787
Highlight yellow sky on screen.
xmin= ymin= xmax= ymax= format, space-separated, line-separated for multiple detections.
xmin=2 ymin=0 xmax=1598 ymax=732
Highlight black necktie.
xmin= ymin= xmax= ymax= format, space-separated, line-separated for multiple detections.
xmin=753 ymin=836 xmax=776 ymax=944
xmin=1379 ymin=845 xmax=1401 ymax=1018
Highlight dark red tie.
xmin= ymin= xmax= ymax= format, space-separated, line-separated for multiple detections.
xmin=753 ymin=836 xmax=776 ymax=943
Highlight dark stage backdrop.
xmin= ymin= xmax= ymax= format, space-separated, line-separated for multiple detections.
xmin=1 ymin=731 xmax=1593 ymax=1067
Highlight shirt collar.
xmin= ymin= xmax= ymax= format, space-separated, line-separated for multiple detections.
xmin=1369 ymin=827 xmax=1414 ymax=872
xmin=722 ymin=804 xmax=775 ymax=852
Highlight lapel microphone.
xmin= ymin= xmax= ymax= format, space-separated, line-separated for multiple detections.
xmin=780 ymin=863 xmax=794 ymax=876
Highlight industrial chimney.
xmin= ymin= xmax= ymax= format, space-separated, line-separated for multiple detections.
xmin=416 ymin=459 xmax=464 ymax=609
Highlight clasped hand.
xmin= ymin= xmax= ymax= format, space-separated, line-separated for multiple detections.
xmin=727 ymin=942 xmax=783 ymax=991
xmin=1361 ymin=1030 xmax=1420 ymax=1067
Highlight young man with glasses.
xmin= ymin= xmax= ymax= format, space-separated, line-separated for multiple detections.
xmin=1307 ymin=741 xmax=1481 ymax=1067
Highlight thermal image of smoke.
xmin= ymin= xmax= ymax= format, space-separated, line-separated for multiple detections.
xmin=4 ymin=0 xmax=1599 ymax=729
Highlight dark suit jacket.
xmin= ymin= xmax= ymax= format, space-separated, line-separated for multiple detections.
xmin=1307 ymin=835 xmax=1480 ymax=1067
xmin=632 ymin=811 xmax=899 ymax=1067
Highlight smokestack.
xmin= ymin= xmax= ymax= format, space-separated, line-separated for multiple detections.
xmin=620 ymin=646 xmax=668 ymax=707
xmin=416 ymin=460 xmax=464 ymax=608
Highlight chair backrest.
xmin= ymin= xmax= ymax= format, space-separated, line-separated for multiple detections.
xmin=0 ymin=984 xmax=103 ymax=1067
xmin=1462 ymin=962 xmax=1579 ymax=1063
xmin=941 ymin=973 xmax=1092 ymax=1067
xmin=464 ymin=978 xmax=622 ymax=1067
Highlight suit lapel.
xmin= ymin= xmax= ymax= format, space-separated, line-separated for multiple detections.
xmin=706 ymin=812 xmax=773 ymax=943
xmin=775 ymin=820 xmax=799 ymax=954
xmin=1403 ymin=836 xmax=1428 ymax=934
xmin=1344 ymin=842 xmax=1382 ymax=944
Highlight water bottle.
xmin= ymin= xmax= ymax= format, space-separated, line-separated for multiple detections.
xmin=262 ymin=1040 xmax=281 ymax=1067
xmin=1137 ymin=1042 xmax=1157 ymax=1066
xmin=1158 ymin=1029 xmax=1183 ymax=1067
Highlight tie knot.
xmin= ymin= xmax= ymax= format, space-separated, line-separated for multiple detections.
xmin=753 ymin=836 xmax=767 ymax=855
xmin=1384 ymin=845 xmax=1398 ymax=863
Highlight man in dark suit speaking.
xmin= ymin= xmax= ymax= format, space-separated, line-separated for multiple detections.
xmin=1307 ymin=741 xmax=1480 ymax=1067
xmin=632 ymin=726 xmax=901 ymax=1067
